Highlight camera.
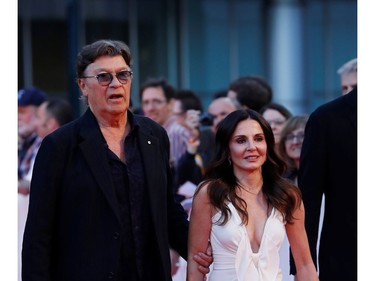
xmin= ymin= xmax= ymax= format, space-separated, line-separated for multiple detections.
xmin=199 ymin=112 xmax=214 ymax=126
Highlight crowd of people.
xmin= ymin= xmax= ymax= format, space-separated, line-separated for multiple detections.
xmin=18 ymin=39 xmax=357 ymax=281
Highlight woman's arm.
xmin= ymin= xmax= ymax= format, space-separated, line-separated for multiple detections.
xmin=186 ymin=183 xmax=213 ymax=281
xmin=286 ymin=201 xmax=320 ymax=281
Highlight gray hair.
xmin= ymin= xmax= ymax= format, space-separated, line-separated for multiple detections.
xmin=337 ymin=58 xmax=357 ymax=76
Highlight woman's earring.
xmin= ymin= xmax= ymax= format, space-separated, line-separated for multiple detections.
xmin=228 ymin=157 xmax=232 ymax=165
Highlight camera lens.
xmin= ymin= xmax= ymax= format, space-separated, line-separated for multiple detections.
xmin=199 ymin=112 xmax=213 ymax=126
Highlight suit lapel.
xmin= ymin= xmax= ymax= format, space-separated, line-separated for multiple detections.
xmin=137 ymin=129 xmax=161 ymax=214
xmin=78 ymin=109 xmax=121 ymax=223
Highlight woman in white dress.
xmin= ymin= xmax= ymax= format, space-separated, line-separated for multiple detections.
xmin=187 ymin=109 xmax=318 ymax=281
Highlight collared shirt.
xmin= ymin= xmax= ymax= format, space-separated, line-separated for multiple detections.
xmin=163 ymin=115 xmax=191 ymax=168
xmin=18 ymin=134 xmax=42 ymax=179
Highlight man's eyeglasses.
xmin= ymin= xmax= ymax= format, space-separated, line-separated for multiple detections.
xmin=82 ymin=70 xmax=133 ymax=86
xmin=285 ymin=133 xmax=304 ymax=143
xmin=173 ymin=111 xmax=185 ymax=116
xmin=141 ymin=99 xmax=167 ymax=107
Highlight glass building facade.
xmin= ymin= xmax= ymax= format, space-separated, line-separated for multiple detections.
xmin=18 ymin=0 xmax=357 ymax=117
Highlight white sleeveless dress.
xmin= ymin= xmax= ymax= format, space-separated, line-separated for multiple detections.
xmin=209 ymin=203 xmax=286 ymax=281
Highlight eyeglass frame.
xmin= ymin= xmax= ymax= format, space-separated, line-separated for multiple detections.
xmin=141 ymin=99 xmax=167 ymax=107
xmin=266 ymin=119 xmax=286 ymax=126
xmin=81 ymin=70 xmax=133 ymax=86
xmin=285 ymin=133 xmax=305 ymax=143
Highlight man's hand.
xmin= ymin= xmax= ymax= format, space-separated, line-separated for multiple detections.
xmin=185 ymin=110 xmax=201 ymax=140
xmin=194 ymin=243 xmax=213 ymax=277
xmin=185 ymin=110 xmax=200 ymax=131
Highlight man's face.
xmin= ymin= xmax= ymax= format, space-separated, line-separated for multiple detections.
xmin=141 ymin=86 xmax=172 ymax=125
xmin=208 ymin=98 xmax=237 ymax=133
xmin=340 ymin=72 xmax=357 ymax=95
xmin=18 ymin=105 xmax=38 ymax=138
xmin=78 ymin=55 xmax=132 ymax=119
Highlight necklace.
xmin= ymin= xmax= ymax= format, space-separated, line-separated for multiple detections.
xmin=239 ymin=183 xmax=263 ymax=195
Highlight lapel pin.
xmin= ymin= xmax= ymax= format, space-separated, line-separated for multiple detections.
xmin=147 ymin=140 xmax=151 ymax=144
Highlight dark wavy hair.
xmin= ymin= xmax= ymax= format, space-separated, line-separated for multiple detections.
xmin=198 ymin=109 xmax=301 ymax=225
xmin=228 ymin=76 xmax=273 ymax=112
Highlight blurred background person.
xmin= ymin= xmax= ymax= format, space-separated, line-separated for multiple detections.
xmin=278 ymin=115 xmax=309 ymax=185
xmin=337 ymin=58 xmax=357 ymax=95
xmin=36 ymin=97 xmax=74 ymax=139
xmin=19 ymin=97 xmax=74 ymax=194
xmin=208 ymin=97 xmax=241 ymax=135
xmin=173 ymin=89 xmax=204 ymax=145
xmin=172 ymin=89 xmax=204 ymax=198
xmin=259 ymin=103 xmax=293 ymax=152
xmin=278 ymin=115 xmax=309 ymax=281
xmin=227 ymin=75 xmax=273 ymax=112
xmin=140 ymin=78 xmax=193 ymax=170
xmin=18 ymin=86 xmax=47 ymax=188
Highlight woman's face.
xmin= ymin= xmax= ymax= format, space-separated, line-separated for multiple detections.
xmin=229 ymin=118 xmax=267 ymax=175
xmin=284 ymin=127 xmax=305 ymax=165
xmin=78 ymin=55 xmax=132 ymax=120
xmin=262 ymin=109 xmax=287 ymax=144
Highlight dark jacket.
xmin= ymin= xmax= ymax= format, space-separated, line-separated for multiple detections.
xmin=297 ymin=88 xmax=357 ymax=280
xmin=22 ymin=109 xmax=189 ymax=281
xmin=176 ymin=128 xmax=215 ymax=188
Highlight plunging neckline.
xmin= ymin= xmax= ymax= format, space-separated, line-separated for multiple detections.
xmin=230 ymin=203 xmax=275 ymax=254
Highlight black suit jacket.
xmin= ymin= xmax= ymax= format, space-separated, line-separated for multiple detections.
xmin=298 ymin=88 xmax=357 ymax=280
xmin=22 ymin=109 xmax=189 ymax=281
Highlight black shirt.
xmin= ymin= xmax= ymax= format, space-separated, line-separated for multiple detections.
xmin=105 ymin=113 xmax=157 ymax=281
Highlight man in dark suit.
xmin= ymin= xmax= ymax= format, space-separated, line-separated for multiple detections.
xmin=22 ymin=39 xmax=210 ymax=281
xmin=298 ymin=87 xmax=357 ymax=280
